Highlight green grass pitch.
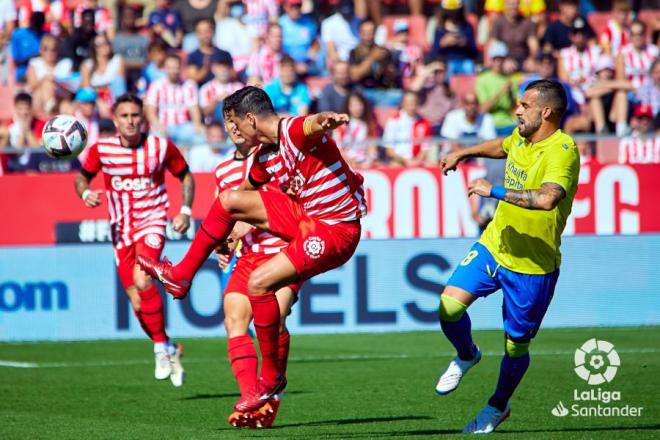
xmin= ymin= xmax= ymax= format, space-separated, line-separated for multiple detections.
xmin=1 ymin=327 xmax=658 ymax=439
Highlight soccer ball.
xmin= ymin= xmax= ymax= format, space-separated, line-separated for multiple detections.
xmin=42 ymin=114 xmax=88 ymax=159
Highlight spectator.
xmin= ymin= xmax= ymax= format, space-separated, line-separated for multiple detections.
xmin=61 ymin=8 xmax=96 ymax=71
xmin=26 ymin=34 xmax=74 ymax=115
xmin=637 ymin=58 xmax=660 ymax=117
xmin=488 ymin=0 xmax=539 ymax=71
xmin=174 ymin=0 xmax=219 ymax=52
xmin=148 ymin=0 xmax=184 ymax=48
xmin=247 ymin=23 xmax=283 ymax=85
xmin=616 ymin=20 xmax=659 ymax=93
xmin=113 ymin=5 xmax=150 ymax=93
xmin=199 ymin=58 xmax=243 ymax=122
xmin=137 ymin=40 xmax=168 ymax=96
xmin=98 ymin=117 xmax=116 ymax=137
xmin=558 ymin=18 xmax=602 ymax=108
xmin=598 ymin=0 xmax=631 ymax=56
xmin=317 ymin=61 xmax=353 ymax=113
xmin=484 ymin=0 xmax=546 ymax=40
xmin=214 ymin=0 xmax=259 ymax=77
xmin=441 ymin=92 xmax=497 ymax=153
xmin=333 ymin=91 xmax=377 ymax=168
xmin=388 ymin=19 xmax=424 ymax=81
xmin=321 ymin=0 xmax=364 ymax=66
xmin=186 ymin=18 xmax=233 ymax=86
xmin=279 ymin=0 xmax=319 ymax=74
xmin=72 ymin=0 xmax=114 ymax=40
xmin=519 ymin=54 xmax=576 ymax=120
xmin=74 ymin=87 xmax=100 ymax=147
xmin=0 ymin=0 xmax=16 ymax=83
xmin=408 ymin=58 xmax=457 ymax=135
xmin=382 ymin=92 xmax=433 ymax=166
xmin=542 ymin=0 xmax=595 ymax=54
xmin=17 ymin=0 xmax=69 ymax=37
xmin=584 ymin=56 xmax=633 ymax=135
xmin=7 ymin=92 xmax=45 ymax=149
xmin=349 ymin=19 xmax=400 ymax=106
xmin=11 ymin=10 xmax=45 ymax=84
xmin=618 ymin=104 xmax=658 ymax=164
xmin=188 ymin=120 xmax=230 ymax=172
xmin=429 ymin=1 xmax=478 ymax=76
xmin=81 ymin=33 xmax=126 ymax=118
xmin=476 ymin=41 xmax=518 ymax=136
xmin=264 ymin=55 xmax=311 ymax=116
xmin=242 ymin=0 xmax=279 ymax=38
xmin=145 ymin=53 xmax=205 ymax=146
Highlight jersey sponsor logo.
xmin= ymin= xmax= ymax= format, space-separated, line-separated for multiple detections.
xmin=303 ymin=236 xmax=325 ymax=259
xmin=110 ymin=176 xmax=153 ymax=191
xmin=144 ymin=233 xmax=163 ymax=249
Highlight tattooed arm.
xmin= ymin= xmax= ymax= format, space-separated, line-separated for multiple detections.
xmin=468 ymin=179 xmax=566 ymax=211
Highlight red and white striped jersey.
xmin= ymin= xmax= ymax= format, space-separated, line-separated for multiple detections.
xmin=17 ymin=0 xmax=68 ymax=35
xmin=247 ymin=45 xmax=281 ymax=83
xmin=214 ymin=149 xmax=287 ymax=256
xmin=243 ymin=0 xmax=278 ymax=36
xmin=199 ymin=80 xmax=243 ymax=110
xmin=73 ymin=5 xmax=113 ymax=34
xmin=620 ymin=43 xmax=659 ymax=89
xmin=599 ymin=19 xmax=629 ymax=55
xmin=82 ymin=135 xmax=189 ymax=248
xmin=333 ymin=119 xmax=372 ymax=165
xmin=145 ymin=77 xmax=199 ymax=126
xmin=559 ymin=44 xmax=602 ymax=86
xmin=249 ymin=116 xmax=367 ymax=224
xmin=618 ymin=135 xmax=660 ymax=164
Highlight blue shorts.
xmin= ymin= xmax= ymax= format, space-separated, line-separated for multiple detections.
xmin=448 ymin=242 xmax=559 ymax=340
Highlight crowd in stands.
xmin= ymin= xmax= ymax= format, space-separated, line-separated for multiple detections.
xmin=0 ymin=0 xmax=658 ymax=175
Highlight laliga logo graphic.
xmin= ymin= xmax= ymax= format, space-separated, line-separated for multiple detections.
xmin=303 ymin=236 xmax=325 ymax=259
xmin=574 ymin=338 xmax=620 ymax=385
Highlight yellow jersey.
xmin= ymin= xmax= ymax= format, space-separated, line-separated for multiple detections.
xmin=485 ymin=0 xmax=546 ymax=16
xmin=479 ymin=128 xmax=580 ymax=274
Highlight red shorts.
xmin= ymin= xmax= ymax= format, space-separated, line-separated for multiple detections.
xmin=114 ymin=232 xmax=165 ymax=289
xmin=259 ymin=190 xmax=361 ymax=281
xmin=224 ymin=252 xmax=303 ymax=296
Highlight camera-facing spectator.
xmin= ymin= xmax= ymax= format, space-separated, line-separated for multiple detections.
xmin=137 ymin=40 xmax=168 ymax=96
xmin=113 ymin=5 xmax=150 ymax=93
xmin=441 ymin=92 xmax=497 ymax=153
xmin=174 ymin=0 xmax=219 ymax=52
xmin=558 ymin=18 xmax=602 ymax=108
xmin=408 ymin=58 xmax=457 ymax=135
xmin=333 ymin=91 xmax=377 ymax=168
xmin=637 ymin=59 xmax=660 ymax=117
xmin=11 ymin=10 xmax=45 ymax=84
xmin=247 ymin=23 xmax=283 ymax=85
xmin=317 ymin=61 xmax=354 ymax=113
xmin=321 ymin=0 xmax=364 ymax=66
xmin=60 ymin=8 xmax=96 ymax=71
xmin=279 ymin=0 xmax=319 ymax=75
xmin=618 ymin=104 xmax=659 ymax=164
xmin=429 ymin=1 xmax=478 ymax=76
xmin=199 ymin=59 xmax=243 ymax=122
xmin=264 ymin=55 xmax=311 ymax=116
xmin=214 ymin=0 xmax=260 ymax=77
xmin=488 ymin=0 xmax=539 ymax=71
xmin=542 ymin=0 xmax=595 ymax=54
xmin=186 ymin=18 xmax=233 ymax=86
xmin=72 ymin=0 xmax=114 ymax=40
xmin=388 ymin=20 xmax=424 ymax=81
xmin=26 ymin=34 xmax=74 ymax=115
xmin=598 ymin=0 xmax=631 ymax=56
xmin=382 ymin=91 xmax=433 ymax=166
xmin=616 ymin=20 xmax=659 ymax=92
xmin=17 ymin=0 xmax=70 ymax=37
xmin=81 ymin=33 xmax=126 ymax=118
xmin=145 ymin=53 xmax=205 ymax=146
xmin=584 ymin=56 xmax=633 ymax=135
xmin=148 ymin=0 xmax=184 ymax=48
xmin=6 ymin=92 xmax=45 ymax=149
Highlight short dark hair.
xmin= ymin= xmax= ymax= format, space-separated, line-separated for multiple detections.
xmin=223 ymin=86 xmax=276 ymax=117
xmin=112 ymin=93 xmax=143 ymax=113
xmin=165 ymin=53 xmax=181 ymax=64
xmin=280 ymin=54 xmax=295 ymax=67
xmin=14 ymin=92 xmax=32 ymax=106
xmin=194 ymin=17 xmax=215 ymax=31
xmin=524 ymin=79 xmax=568 ymax=117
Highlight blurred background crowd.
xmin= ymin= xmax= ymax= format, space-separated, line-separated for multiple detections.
xmin=0 ymin=0 xmax=658 ymax=174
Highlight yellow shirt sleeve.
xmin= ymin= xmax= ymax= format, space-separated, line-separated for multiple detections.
xmin=542 ymin=143 xmax=580 ymax=192
xmin=501 ymin=128 xmax=519 ymax=154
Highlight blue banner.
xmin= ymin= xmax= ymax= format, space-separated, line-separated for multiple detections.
xmin=1 ymin=235 xmax=658 ymax=341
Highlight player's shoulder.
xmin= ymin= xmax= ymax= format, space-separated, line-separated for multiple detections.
xmin=94 ymin=135 xmax=121 ymax=150
xmin=546 ymin=131 xmax=580 ymax=162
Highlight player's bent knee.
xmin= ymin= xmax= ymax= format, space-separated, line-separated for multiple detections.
xmin=224 ymin=314 xmax=251 ymax=336
xmin=439 ymin=295 xmax=468 ymax=322
xmin=247 ymin=272 xmax=270 ymax=295
xmin=505 ymin=336 xmax=530 ymax=357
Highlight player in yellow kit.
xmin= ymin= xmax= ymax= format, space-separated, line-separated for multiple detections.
xmin=437 ymin=80 xmax=580 ymax=434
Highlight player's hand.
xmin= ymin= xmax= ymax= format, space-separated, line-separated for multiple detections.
xmin=440 ymin=151 xmax=464 ymax=175
xmin=230 ymin=221 xmax=252 ymax=243
xmin=83 ymin=189 xmax=103 ymax=207
xmin=468 ymin=178 xmax=493 ymax=198
xmin=172 ymin=213 xmax=190 ymax=233
xmin=320 ymin=113 xmax=349 ymax=131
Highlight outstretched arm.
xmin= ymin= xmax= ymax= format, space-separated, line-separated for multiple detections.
xmin=468 ymin=179 xmax=566 ymax=211
xmin=302 ymin=112 xmax=349 ymax=137
xmin=440 ymin=138 xmax=505 ymax=175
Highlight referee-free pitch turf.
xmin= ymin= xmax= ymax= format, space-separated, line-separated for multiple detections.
xmin=1 ymin=327 xmax=658 ymax=439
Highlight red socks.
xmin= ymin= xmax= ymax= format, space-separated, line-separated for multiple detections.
xmin=135 ymin=285 xmax=168 ymax=343
xmin=227 ymin=335 xmax=258 ymax=397
xmin=277 ymin=330 xmax=291 ymax=377
xmin=172 ymin=197 xmax=236 ymax=280
xmin=249 ymin=293 xmax=281 ymax=384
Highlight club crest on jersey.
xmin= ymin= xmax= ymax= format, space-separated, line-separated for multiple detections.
xmin=303 ymin=236 xmax=325 ymax=259
xmin=289 ymin=170 xmax=306 ymax=194
xmin=144 ymin=233 xmax=163 ymax=249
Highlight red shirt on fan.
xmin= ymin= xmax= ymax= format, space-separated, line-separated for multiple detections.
xmin=81 ymin=135 xmax=189 ymax=249
xmin=214 ymin=148 xmax=287 ymax=256
xmin=248 ymin=116 xmax=367 ymax=225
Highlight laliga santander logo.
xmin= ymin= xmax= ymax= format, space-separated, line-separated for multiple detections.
xmin=574 ymin=338 xmax=620 ymax=385
xmin=303 ymin=236 xmax=325 ymax=259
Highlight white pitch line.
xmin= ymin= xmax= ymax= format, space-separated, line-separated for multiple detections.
xmin=1 ymin=347 xmax=658 ymax=369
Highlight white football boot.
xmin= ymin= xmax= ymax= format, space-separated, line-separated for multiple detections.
xmin=463 ymin=404 xmax=510 ymax=434
xmin=435 ymin=346 xmax=482 ymax=395
xmin=169 ymin=343 xmax=185 ymax=387
xmin=154 ymin=351 xmax=172 ymax=380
